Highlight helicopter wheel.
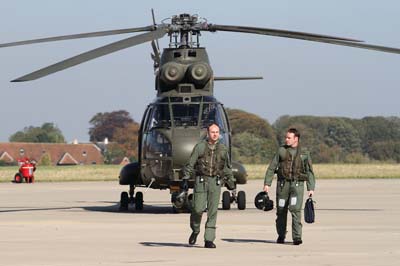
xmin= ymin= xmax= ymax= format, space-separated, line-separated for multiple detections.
xmin=237 ymin=190 xmax=246 ymax=210
xmin=120 ymin=191 xmax=129 ymax=211
xmin=222 ymin=191 xmax=231 ymax=210
xmin=135 ymin=191 xmax=144 ymax=210
xmin=129 ymin=185 xmax=135 ymax=203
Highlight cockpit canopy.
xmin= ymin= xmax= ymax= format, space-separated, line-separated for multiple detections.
xmin=143 ymin=96 xmax=229 ymax=132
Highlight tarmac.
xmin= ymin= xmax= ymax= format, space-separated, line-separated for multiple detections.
xmin=1 ymin=179 xmax=399 ymax=266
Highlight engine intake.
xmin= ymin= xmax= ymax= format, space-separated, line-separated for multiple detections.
xmin=187 ymin=62 xmax=212 ymax=85
xmin=160 ymin=62 xmax=185 ymax=85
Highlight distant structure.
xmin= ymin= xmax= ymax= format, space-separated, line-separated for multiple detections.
xmin=0 ymin=142 xmax=104 ymax=166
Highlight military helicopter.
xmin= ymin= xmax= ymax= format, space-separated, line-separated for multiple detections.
xmin=1 ymin=12 xmax=400 ymax=212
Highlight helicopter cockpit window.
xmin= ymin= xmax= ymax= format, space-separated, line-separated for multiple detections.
xmin=201 ymin=103 xmax=227 ymax=132
xmin=188 ymin=50 xmax=197 ymax=57
xmin=148 ymin=104 xmax=171 ymax=129
xmin=172 ymin=104 xmax=200 ymax=127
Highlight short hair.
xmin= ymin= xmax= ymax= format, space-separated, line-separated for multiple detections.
xmin=287 ymin=128 xmax=300 ymax=139
xmin=207 ymin=122 xmax=220 ymax=132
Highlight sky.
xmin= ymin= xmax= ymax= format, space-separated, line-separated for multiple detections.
xmin=1 ymin=0 xmax=399 ymax=142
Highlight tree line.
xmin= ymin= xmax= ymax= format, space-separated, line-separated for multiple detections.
xmin=228 ymin=109 xmax=400 ymax=164
xmin=7 ymin=109 xmax=400 ymax=164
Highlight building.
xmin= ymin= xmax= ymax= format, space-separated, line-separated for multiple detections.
xmin=0 ymin=142 xmax=104 ymax=166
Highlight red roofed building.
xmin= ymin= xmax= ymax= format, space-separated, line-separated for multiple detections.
xmin=0 ymin=142 xmax=104 ymax=165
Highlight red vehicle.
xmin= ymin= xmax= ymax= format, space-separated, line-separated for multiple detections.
xmin=14 ymin=158 xmax=36 ymax=183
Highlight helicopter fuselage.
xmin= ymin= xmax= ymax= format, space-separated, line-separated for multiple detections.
xmin=119 ymin=47 xmax=247 ymax=196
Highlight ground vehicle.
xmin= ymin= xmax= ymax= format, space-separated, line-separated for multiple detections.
xmin=14 ymin=158 xmax=36 ymax=183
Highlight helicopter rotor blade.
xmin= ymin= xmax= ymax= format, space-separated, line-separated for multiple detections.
xmin=208 ymin=24 xmax=400 ymax=55
xmin=150 ymin=9 xmax=161 ymax=64
xmin=214 ymin=76 xmax=263 ymax=81
xmin=151 ymin=8 xmax=160 ymax=52
xmin=11 ymin=27 xmax=168 ymax=82
xmin=302 ymin=38 xmax=400 ymax=55
xmin=0 ymin=26 xmax=155 ymax=48
xmin=151 ymin=40 xmax=161 ymax=64
xmin=207 ymin=24 xmax=363 ymax=42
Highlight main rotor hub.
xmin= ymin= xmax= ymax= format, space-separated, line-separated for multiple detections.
xmin=162 ymin=14 xmax=208 ymax=48
xmin=171 ymin=14 xmax=199 ymax=28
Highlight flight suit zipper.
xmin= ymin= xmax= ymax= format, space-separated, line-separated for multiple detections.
xmin=210 ymin=149 xmax=214 ymax=176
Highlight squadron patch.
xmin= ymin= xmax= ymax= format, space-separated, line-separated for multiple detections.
xmin=290 ymin=197 xmax=297 ymax=206
xmin=278 ymin=199 xmax=286 ymax=207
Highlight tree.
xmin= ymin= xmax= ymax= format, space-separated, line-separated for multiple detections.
xmin=226 ymin=108 xmax=276 ymax=139
xmin=368 ymin=141 xmax=400 ymax=162
xmin=9 ymin=122 xmax=65 ymax=143
xmin=89 ymin=110 xmax=140 ymax=164
xmin=39 ymin=153 xmax=52 ymax=166
xmin=106 ymin=122 xmax=140 ymax=163
xmin=88 ymin=110 xmax=134 ymax=142
xmin=232 ymin=132 xmax=277 ymax=163
xmin=226 ymin=109 xmax=278 ymax=163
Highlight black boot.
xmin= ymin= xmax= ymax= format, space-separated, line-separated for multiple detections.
xmin=293 ymin=239 xmax=303 ymax=245
xmin=204 ymin=241 xmax=216 ymax=248
xmin=277 ymin=236 xmax=285 ymax=244
xmin=188 ymin=232 xmax=198 ymax=245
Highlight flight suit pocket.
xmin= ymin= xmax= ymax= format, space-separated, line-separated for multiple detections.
xmin=194 ymin=176 xmax=206 ymax=193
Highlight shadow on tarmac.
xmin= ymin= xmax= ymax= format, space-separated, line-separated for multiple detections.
xmin=0 ymin=207 xmax=79 ymax=213
xmin=222 ymin=238 xmax=278 ymax=244
xmin=140 ymin=242 xmax=202 ymax=248
xmin=83 ymin=203 xmax=182 ymax=214
xmin=1 ymin=203 xmax=176 ymax=214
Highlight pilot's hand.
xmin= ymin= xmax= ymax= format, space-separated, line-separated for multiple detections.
xmin=181 ymin=179 xmax=189 ymax=191
xmin=308 ymin=190 xmax=314 ymax=197
xmin=263 ymin=185 xmax=270 ymax=193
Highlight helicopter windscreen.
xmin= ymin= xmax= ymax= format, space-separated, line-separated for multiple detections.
xmin=171 ymin=104 xmax=200 ymax=127
xmin=201 ymin=103 xmax=227 ymax=132
xmin=149 ymin=104 xmax=171 ymax=129
xmin=146 ymin=100 xmax=228 ymax=132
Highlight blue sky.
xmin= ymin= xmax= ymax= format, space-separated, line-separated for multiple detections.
xmin=1 ymin=0 xmax=399 ymax=142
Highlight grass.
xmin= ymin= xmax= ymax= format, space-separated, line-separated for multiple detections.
xmin=244 ymin=163 xmax=400 ymax=179
xmin=1 ymin=163 xmax=400 ymax=183
xmin=0 ymin=165 xmax=121 ymax=183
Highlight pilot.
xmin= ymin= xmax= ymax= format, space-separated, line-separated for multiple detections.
xmin=183 ymin=123 xmax=235 ymax=248
xmin=263 ymin=128 xmax=316 ymax=245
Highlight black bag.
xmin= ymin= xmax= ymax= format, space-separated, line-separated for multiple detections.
xmin=304 ymin=197 xmax=315 ymax=223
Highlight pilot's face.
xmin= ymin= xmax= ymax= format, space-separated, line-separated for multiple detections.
xmin=208 ymin=124 xmax=220 ymax=144
xmin=285 ymin=132 xmax=298 ymax=147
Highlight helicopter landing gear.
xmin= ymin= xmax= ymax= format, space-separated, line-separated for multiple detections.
xmin=135 ymin=191 xmax=144 ymax=210
xmin=119 ymin=185 xmax=144 ymax=211
xmin=221 ymin=189 xmax=246 ymax=210
xmin=120 ymin=191 xmax=129 ymax=211
xmin=171 ymin=191 xmax=192 ymax=213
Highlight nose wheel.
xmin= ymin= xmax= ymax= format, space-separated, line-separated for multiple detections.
xmin=222 ymin=190 xmax=246 ymax=210
xmin=119 ymin=185 xmax=144 ymax=211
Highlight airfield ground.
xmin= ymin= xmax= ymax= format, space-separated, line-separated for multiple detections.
xmin=0 ymin=179 xmax=399 ymax=266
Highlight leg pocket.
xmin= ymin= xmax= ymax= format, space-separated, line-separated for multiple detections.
xmin=194 ymin=176 xmax=206 ymax=193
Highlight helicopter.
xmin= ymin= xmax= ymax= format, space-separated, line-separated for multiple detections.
xmin=1 ymin=12 xmax=400 ymax=212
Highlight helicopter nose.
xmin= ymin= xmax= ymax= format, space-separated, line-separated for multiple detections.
xmin=172 ymin=128 xmax=202 ymax=167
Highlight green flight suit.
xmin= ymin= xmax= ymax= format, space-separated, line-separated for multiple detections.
xmin=264 ymin=145 xmax=316 ymax=241
xmin=184 ymin=139 xmax=234 ymax=242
